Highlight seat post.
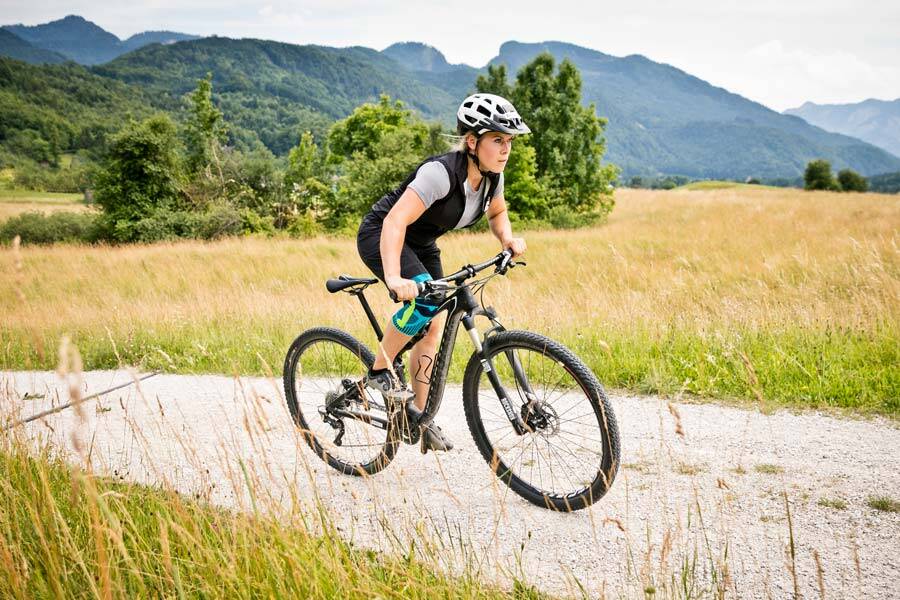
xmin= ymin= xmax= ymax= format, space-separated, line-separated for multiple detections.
xmin=352 ymin=289 xmax=384 ymax=341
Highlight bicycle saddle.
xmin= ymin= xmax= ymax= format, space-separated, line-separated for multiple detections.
xmin=326 ymin=274 xmax=378 ymax=293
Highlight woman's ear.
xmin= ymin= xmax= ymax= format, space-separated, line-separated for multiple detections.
xmin=466 ymin=133 xmax=477 ymax=152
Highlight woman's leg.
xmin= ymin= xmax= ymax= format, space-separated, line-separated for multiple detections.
xmin=407 ymin=311 xmax=445 ymax=411
xmin=371 ymin=325 xmax=412 ymax=371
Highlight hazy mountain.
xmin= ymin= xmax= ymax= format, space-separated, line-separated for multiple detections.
xmin=382 ymin=39 xmax=900 ymax=178
xmin=784 ymin=99 xmax=900 ymax=159
xmin=122 ymin=31 xmax=200 ymax=52
xmin=0 ymin=29 xmax=66 ymax=64
xmin=5 ymin=18 xmax=899 ymax=179
xmin=383 ymin=42 xmax=453 ymax=72
xmin=2 ymin=15 xmax=198 ymax=65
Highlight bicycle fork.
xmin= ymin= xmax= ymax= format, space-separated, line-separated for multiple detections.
xmin=461 ymin=314 xmax=532 ymax=436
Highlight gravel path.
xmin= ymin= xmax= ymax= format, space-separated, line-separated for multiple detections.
xmin=2 ymin=370 xmax=898 ymax=599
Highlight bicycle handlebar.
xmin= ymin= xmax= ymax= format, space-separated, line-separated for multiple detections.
xmin=388 ymin=249 xmax=520 ymax=303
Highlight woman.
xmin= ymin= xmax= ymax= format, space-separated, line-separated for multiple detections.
xmin=356 ymin=93 xmax=529 ymax=452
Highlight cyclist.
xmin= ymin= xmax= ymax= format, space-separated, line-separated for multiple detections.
xmin=356 ymin=93 xmax=530 ymax=452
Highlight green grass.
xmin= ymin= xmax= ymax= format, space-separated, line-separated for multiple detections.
xmin=867 ymin=496 xmax=900 ymax=513
xmin=0 ymin=189 xmax=84 ymax=204
xmin=2 ymin=323 xmax=897 ymax=416
xmin=817 ymin=498 xmax=848 ymax=510
xmin=0 ymin=446 xmax=537 ymax=598
xmin=676 ymin=180 xmax=782 ymax=191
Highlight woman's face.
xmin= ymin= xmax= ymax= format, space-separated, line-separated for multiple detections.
xmin=469 ymin=132 xmax=514 ymax=172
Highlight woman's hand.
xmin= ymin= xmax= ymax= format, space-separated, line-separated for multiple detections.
xmin=502 ymin=237 xmax=527 ymax=258
xmin=385 ymin=275 xmax=420 ymax=302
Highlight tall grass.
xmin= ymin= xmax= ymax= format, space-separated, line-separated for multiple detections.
xmin=0 ymin=440 xmax=536 ymax=598
xmin=1 ymin=187 xmax=897 ymax=413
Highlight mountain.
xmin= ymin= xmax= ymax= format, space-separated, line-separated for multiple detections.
xmin=0 ymin=29 xmax=66 ymax=64
xmin=122 ymin=31 xmax=200 ymax=52
xmin=94 ymin=36 xmax=459 ymax=153
xmin=476 ymin=41 xmax=900 ymax=178
xmin=784 ymin=99 xmax=900 ymax=159
xmin=2 ymin=15 xmax=198 ymax=65
xmin=5 ymin=24 xmax=899 ymax=180
xmin=383 ymin=40 xmax=900 ymax=178
xmin=383 ymin=42 xmax=456 ymax=73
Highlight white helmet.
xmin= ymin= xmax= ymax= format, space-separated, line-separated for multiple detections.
xmin=456 ymin=93 xmax=531 ymax=136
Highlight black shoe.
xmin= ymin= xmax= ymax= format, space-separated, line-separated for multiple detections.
xmin=420 ymin=422 xmax=454 ymax=453
xmin=364 ymin=368 xmax=415 ymax=407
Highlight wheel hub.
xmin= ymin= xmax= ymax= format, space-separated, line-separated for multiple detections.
xmin=522 ymin=402 xmax=559 ymax=436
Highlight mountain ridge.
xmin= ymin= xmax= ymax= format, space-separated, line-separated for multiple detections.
xmin=2 ymin=15 xmax=198 ymax=65
xmin=2 ymin=16 xmax=899 ymax=179
xmin=784 ymin=98 xmax=900 ymax=159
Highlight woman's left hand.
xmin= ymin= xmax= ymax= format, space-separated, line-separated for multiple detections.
xmin=502 ymin=237 xmax=527 ymax=258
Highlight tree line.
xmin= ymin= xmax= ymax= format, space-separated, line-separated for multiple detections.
xmin=3 ymin=53 xmax=618 ymax=244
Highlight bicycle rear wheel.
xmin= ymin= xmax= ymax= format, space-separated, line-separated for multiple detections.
xmin=462 ymin=330 xmax=620 ymax=511
xmin=283 ymin=327 xmax=399 ymax=476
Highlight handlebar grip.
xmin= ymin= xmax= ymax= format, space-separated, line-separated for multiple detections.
xmin=388 ymin=281 xmax=426 ymax=303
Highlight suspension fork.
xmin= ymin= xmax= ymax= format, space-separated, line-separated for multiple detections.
xmin=462 ymin=313 xmax=529 ymax=435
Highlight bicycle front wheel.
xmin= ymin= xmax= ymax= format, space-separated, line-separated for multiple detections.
xmin=462 ymin=330 xmax=620 ymax=511
xmin=283 ymin=327 xmax=399 ymax=476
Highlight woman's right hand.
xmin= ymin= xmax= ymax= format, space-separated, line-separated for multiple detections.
xmin=385 ymin=275 xmax=419 ymax=302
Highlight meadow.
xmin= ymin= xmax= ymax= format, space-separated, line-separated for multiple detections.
xmin=0 ymin=189 xmax=88 ymax=221
xmin=1 ymin=186 xmax=898 ymax=415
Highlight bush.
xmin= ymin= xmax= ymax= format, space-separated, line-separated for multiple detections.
xmin=548 ymin=206 xmax=603 ymax=229
xmin=804 ymin=159 xmax=839 ymax=191
xmin=0 ymin=211 xmax=102 ymax=245
xmin=837 ymin=169 xmax=868 ymax=192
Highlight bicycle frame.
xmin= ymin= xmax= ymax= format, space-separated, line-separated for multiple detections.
xmin=347 ymin=271 xmax=533 ymax=440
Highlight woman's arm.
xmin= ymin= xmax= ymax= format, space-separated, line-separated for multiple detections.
xmin=381 ymin=188 xmax=428 ymax=300
xmin=486 ymin=194 xmax=526 ymax=257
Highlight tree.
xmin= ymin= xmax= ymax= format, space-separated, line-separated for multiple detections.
xmin=93 ymin=115 xmax=184 ymax=241
xmin=804 ymin=159 xmax=838 ymax=191
xmin=475 ymin=64 xmax=513 ymax=99
xmin=328 ymin=95 xmax=417 ymax=160
xmin=184 ymin=73 xmax=227 ymax=176
xmin=837 ymin=168 xmax=868 ymax=192
xmin=477 ymin=53 xmax=617 ymax=219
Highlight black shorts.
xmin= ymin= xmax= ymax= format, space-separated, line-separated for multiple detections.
xmin=357 ymin=214 xmax=444 ymax=282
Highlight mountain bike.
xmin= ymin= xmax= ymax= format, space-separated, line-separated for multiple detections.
xmin=283 ymin=250 xmax=620 ymax=511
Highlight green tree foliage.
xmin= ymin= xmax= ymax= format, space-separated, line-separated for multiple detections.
xmin=184 ymin=73 xmax=227 ymax=175
xmin=326 ymin=96 xmax=447 ymax=229
xmin=804 ymin=159 xmax=839 ymax=191
xmin=476 ymin=54 xmax=617 ymax=220
xmin=93 ymin=114 xmax=184 ymax=241
xmin=328 ymin=95 xmax=417 ymax=160
xmin=837 ymin=168 xmax=868 ymax=192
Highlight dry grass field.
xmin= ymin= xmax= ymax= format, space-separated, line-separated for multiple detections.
xmin=2 ymin=186 xmax=898 ymax=413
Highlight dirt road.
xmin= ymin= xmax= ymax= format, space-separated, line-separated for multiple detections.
xmin=3 ymin=370 xmax=898 ymax=599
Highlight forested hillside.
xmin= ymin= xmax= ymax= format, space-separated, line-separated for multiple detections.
xmin=93 ymin=37 xmax=460 ymax=154
xmin=0 ymin=57 xmax=156 ymax=164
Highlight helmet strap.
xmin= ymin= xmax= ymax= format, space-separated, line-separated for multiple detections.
xmin=466 ymin=136 xmax=491 ymax=176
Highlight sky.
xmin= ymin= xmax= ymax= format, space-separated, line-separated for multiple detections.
xmin=3 ymin=0 xmax=899 ymax=111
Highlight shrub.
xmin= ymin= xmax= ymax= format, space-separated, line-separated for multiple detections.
xmin=837 ymin=169 xmax=868 ymax=192
xmin=0 ymin=211 xmax=102 ymax=245
xmin=804 ymin=160 xmax=839 ymax=191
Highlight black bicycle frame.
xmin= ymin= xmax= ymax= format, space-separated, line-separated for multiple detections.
xmin=349 ymin=279 xmax=530 ymax=437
